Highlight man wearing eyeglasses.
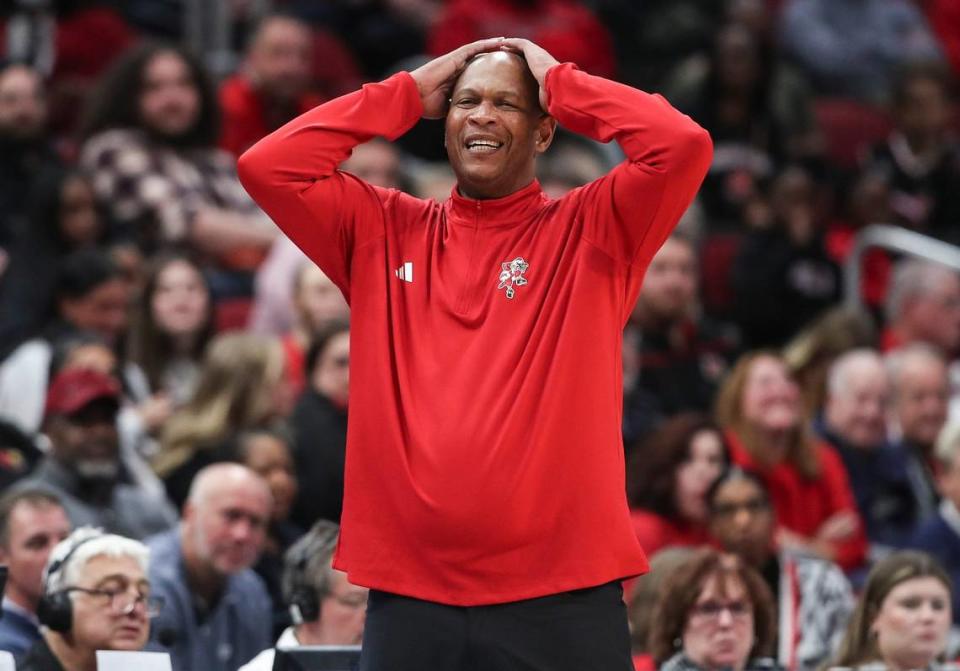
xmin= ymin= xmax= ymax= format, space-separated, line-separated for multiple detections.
xmin=16 ymin=526 xmax=159 ymax=671
xmin=240 ymin=520 xmax=368 ymax=671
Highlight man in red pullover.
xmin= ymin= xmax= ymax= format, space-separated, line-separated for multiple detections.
xmin=239 ymin=37 xmax=712 ymax=671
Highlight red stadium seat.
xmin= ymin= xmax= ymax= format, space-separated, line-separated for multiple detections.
xmin=814 ymin=98 xmax=893 ymax=169
xmin=214 ymin=298 xmax=253 ymax=333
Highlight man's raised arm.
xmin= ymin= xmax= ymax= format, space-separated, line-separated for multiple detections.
xmin=238 ymin=38 xmax=507 ymax=293
xmin=502 ymin=39 xmax=713 ymax=269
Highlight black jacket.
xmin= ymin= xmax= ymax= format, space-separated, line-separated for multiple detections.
xmin=290 ymin=389 xmax=347 ymax=528
xmin=16 ymin=637 xmax=67 ymax=671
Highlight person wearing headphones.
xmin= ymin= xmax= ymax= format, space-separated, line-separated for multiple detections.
xmin=239 ymin=520 xmax=368 ymax=671
xmin=16 ymin=526 xmax=161 ymax=671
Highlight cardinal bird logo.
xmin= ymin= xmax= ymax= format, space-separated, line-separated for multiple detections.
xmin=497 ymin=257 xmax=529 ymax=299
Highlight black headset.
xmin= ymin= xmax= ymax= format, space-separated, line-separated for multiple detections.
xmin=36 ymin=533 xmax=102 ymax=633
xmin=287 ymin=542 xmax=320 ymax=624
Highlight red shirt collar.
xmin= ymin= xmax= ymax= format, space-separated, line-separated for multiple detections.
xmin=446 ymin=179 xmax=547 ymax=227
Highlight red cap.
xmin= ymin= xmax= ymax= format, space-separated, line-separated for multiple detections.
xmin=45 ymin=368 xmax=121 ymax=417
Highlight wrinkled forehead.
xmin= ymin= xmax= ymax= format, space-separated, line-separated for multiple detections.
xmin=450 ymin=51 xmax=540 ymax=107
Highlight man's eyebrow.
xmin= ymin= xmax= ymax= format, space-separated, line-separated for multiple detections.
xmin=452 ymin=88 xmax=522 ymax=100
xmin=92 ymin=574 xmax=148 ymax=588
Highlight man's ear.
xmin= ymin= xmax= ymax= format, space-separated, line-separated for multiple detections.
xmin=535 ymin=115 xmax=557 ymax=154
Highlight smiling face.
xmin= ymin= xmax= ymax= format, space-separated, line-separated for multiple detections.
xmin=741 ymin=355 xmax=801 ymax=434
xmin=445 ymin=52 xmax=555 ymax=200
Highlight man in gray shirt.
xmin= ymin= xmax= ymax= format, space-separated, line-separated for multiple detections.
xmin=147 ymin=463 xmax=273 ymax=671
xmin=16 ymin=367 xmax=176 ymax=540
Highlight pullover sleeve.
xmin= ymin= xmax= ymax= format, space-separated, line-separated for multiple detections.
xmin=237 ymin=72 xmax=424 ymax=298
xmin=545 ymin=63 xmax=713 ymax=267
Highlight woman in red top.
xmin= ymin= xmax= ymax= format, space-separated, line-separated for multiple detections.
xmin=715 ymin=351 xmax=867 ymax=571
xmin=627 ymin=413 xmax=729 ymax=557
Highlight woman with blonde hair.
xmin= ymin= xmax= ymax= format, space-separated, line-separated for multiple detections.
xmin=154 ymin=331 xmax=292 ymax=507
xmin=828 ymin=551 xmax=952 ymax=671
xmin=715 ymin=350 xmax=866 ymax=570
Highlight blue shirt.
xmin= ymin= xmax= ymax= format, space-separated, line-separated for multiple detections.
xmin=145 ymin=528 xmax=272 ymax=671
xmin=0 ymin=600 xmax=40 ymax=656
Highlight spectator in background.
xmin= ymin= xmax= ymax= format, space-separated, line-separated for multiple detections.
xmin=716 ymin=351 xmax=867 ymax=570
xmin=14 ymin=368 xmax=177 ymax=540
xmin=862 ymin=63 xmax=960 ymax=245
xmin=249 ymin=139 xmax=399 ymax=337
xmin=18 ymin=527 xmax=157 ymax=671
xmin=666 ymin=23 xmax=820 ymax=225
xmin=427 ymin=0 xmax=617 ymax=80
xmin=0 ymin=248 xmax=129 ymax=436
xmin=79 ymin=42 xmax=277 ymax=297
xmin=279 ymin=263 xmax=350 ymax=396
xmin=125 ymin=253 xmax=214 ymax=413
xmin=648 ymin=548 xmax=776 ymax=671
xmin=886 ymin=343 xmax=951 ymax=521
xmin=147 ymin=463 xmax=273 ymax=671
xmin=707 ymin=469 xmax=855 ymax=671
xmin=626 ymin=547 xmax=696 ymax=670
xmin=239 ymin=521 xmax=368 ymax=671
xmin=623 ymin=233 xmax=737 ymax=444
xmin=290 ymin=321 xmax=349 ymax=529
xmin=153 ymin=332 xmax=291 ymax=509
xmin=219 ymin=13 xmax=322 ymax=158
xmin=0 ymin=167 xmax=105 ymax=359
xmin=233 ymin=426 xmax=302 ymax=637
xmin=0 ymin=490 xmax=70 ymax=655
xmin=779 ymin=0 xmax=943 ymax=104
xmin=912 ymin=421 xmax=960 ymax=623
xmin=818 ymin=349 xmax=921 ymax=552
xmin=883 ymin=260 xmax=960 ymax=355
xmin=0 ymin=62 xmax=58 ymax=254
xmin=783 ymin=306 xmax=879 ymax=416
xmin=827 ymin=551 xmax=952 ymax=671
xmin=731 ymin=166 xmax=841 ymax=348
xmin=626 ymin=414 xmax=728 ymax=557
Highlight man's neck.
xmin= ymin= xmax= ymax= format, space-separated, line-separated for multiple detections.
xmin=294 ymin=622 xmax=343 ymax=646
xmin=44 ymin=631 xmax=95 ymax=671
xmin=3 ymin=585 xmax=38 ymax=615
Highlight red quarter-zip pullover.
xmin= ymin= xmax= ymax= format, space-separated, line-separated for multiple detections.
xmin=239 ymin=63 xmax=712 ymax=605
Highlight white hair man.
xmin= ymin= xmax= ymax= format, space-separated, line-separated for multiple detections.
xmin=17 ymin=526 xmax=157 ymax=671
xmin=146 ymin=463 xmax=273 ymax=671
xmin=884 ymin=259 xmax=960 ymax=355
xmin=239 ymin=520 xmax=368 ymax=671
xmin=886 ymin=343 xmax=951 ymax=521
xmin=819 ymin=348 xmax=920 ymax=551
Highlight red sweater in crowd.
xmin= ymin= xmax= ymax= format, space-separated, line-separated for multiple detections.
xmin=239 ymin=64 xmax=712 ymax=605
xmin=726 ymin=430 xmax=867 ymax=570
xmin=630 ymin=509 xmax=711 ymax=558
xmin=219 ymin=75 xmax=326 ymax=158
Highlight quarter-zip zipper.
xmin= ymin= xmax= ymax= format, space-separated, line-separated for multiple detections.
xmin=454 ymin=201 xmax=483 ymax=316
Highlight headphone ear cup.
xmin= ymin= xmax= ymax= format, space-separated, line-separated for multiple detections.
xmin=292 ymin=587 xmax=319 ymax=623
xmin=37 ymin=592 xmax=73 ymax=633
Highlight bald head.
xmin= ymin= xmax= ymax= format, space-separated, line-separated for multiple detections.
xmin=183 ymin=463 xmax=272 ymax=576
xmin=825 ymin=349 xmax=889 ymax=449
xmin=454 ymin=51 xmax=542 ymax=116
xmin=187 ymin=462 xmax=271 ymax=509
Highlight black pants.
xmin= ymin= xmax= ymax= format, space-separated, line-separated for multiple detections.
xmin=358 ymin=581 xmax=634 ymax=671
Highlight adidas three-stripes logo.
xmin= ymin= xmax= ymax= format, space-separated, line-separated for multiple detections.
xmin=394 ymin=262 xmax=413 ymax=283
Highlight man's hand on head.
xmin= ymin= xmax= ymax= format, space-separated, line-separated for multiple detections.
xmin=409 ymin=37 xmax=508 ymax=119
xmin=498 ymin=39 xmax=560 ymax=112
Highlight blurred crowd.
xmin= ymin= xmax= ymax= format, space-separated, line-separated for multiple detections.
xmin=0 ymin=0 xmax=958 ymax=670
